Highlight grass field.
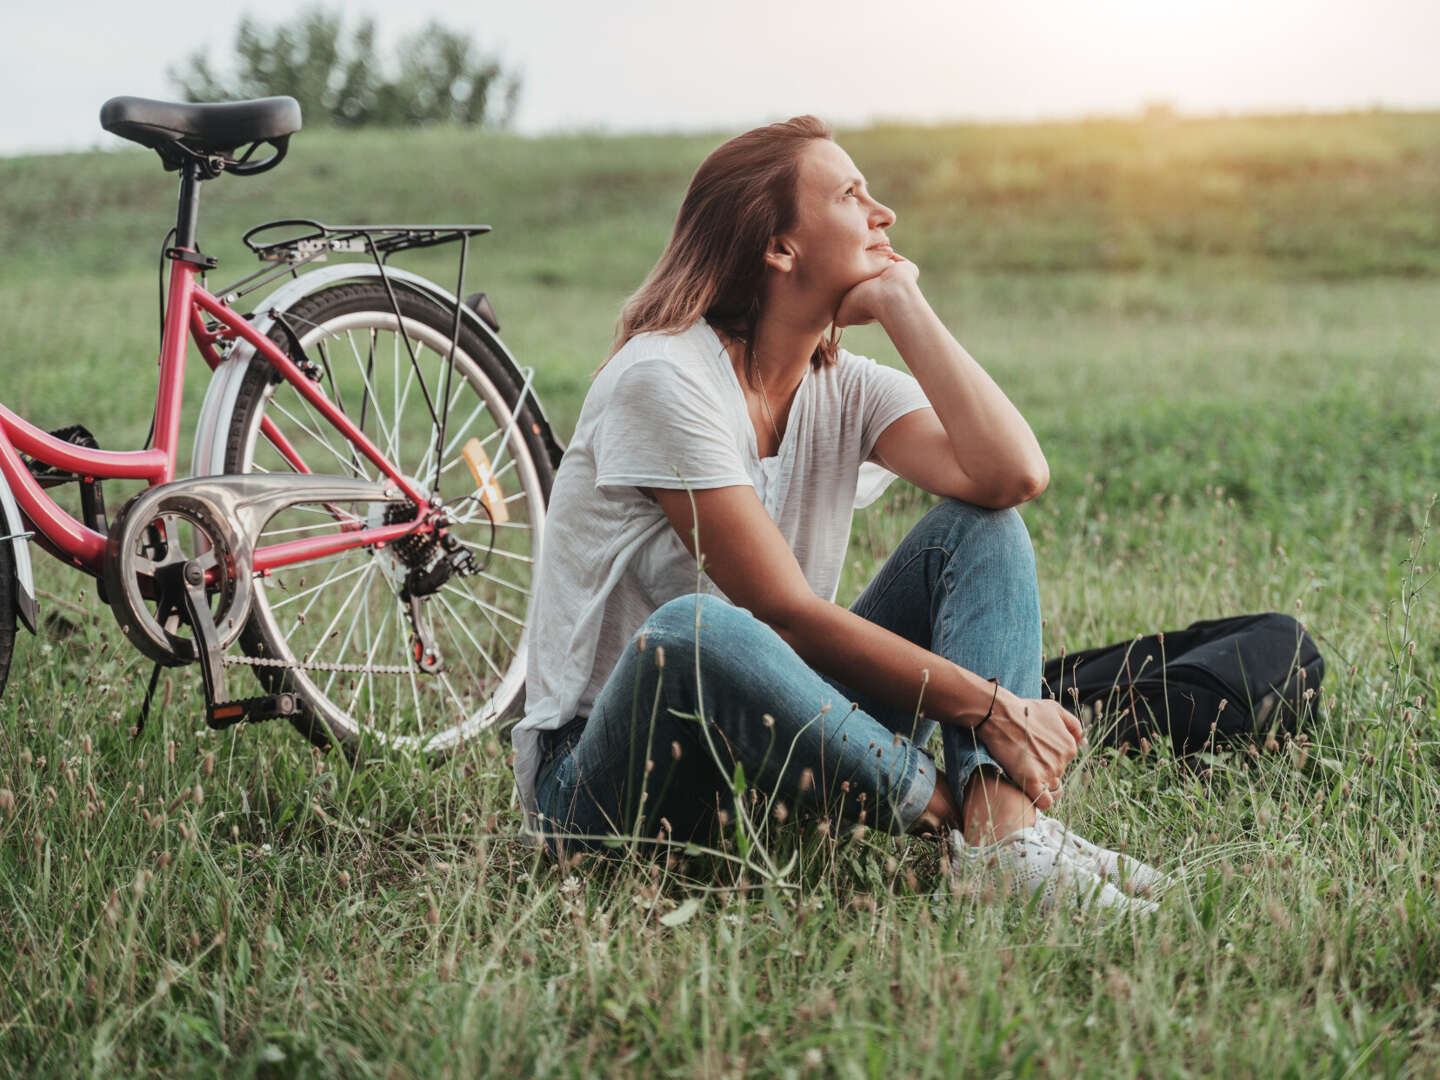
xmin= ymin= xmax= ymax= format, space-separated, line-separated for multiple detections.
xmin=1 ymin=110 xmax=1438 ymax=1077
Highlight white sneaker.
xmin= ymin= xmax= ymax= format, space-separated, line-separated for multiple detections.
xmin=949 ymin=826 xmax=1160 ymax=917
xmin=1033 ymin=813 xmax=1173 ymax=898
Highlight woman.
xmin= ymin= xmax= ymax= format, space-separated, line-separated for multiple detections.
xmin=512 ymin=116 xmax=1167 ymax=914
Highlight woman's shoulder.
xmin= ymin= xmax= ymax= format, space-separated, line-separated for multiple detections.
xmin=830 ymin=343 xmax=876 ymax=373
xmin=610 ymin=320 xmax=719 ymax=369
xmin=600 ymin=321 xmax=726 ymax=394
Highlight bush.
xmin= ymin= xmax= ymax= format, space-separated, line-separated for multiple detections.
xmin=169 ymin=6 xmax=520 ymax=129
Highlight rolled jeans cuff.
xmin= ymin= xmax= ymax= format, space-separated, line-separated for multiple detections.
xmin=890 ymin=750 xmax=939 ymax=834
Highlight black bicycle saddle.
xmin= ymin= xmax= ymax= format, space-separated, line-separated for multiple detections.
xmin=100 ymin=96 xmax=301 ymax=170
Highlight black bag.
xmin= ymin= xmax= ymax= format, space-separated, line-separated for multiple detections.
xmin=1041 ymin=613 xmax=1324 ymax=756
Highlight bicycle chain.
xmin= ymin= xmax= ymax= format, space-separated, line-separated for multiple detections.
xmin=223 ymin=654 xmax=419 ymax=675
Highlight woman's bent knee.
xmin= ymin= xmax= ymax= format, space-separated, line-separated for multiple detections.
xmin=924 ymin=498 xmax=1035 ymax=573
xmin=638 ymin=593 xmax=760 ymax=648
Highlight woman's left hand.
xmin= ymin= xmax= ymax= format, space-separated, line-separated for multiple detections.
xmin=834 ymin=254 xmax=921 ymax=328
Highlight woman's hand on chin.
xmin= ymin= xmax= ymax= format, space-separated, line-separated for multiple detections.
xmin=833 ymin=254 xmax=921 ymax=328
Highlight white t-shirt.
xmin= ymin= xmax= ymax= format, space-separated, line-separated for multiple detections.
xmin=511 ymin=319 xmax=933 ymax=824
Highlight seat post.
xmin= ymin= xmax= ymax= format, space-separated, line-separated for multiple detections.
xmin=174 ymin=160 xmax=203 ymax=250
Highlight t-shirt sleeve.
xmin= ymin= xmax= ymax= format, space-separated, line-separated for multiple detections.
xmin=854 ymin=351 xmax=934 ymax=465
xmin=844 ymin=350 xmax=934 ymax=510
xmin=593 ymin=356 xmax=753 ymax=492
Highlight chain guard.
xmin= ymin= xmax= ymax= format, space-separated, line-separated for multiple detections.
xmin=104 ymin=473 xmax=408 ymax=666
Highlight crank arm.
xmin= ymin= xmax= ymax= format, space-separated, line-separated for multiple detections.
xmin=178 ymin=556 xmax=228 ymax=707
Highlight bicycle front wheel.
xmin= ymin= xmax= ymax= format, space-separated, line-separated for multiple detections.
xmin=221 ymin=282 xmax=553 ymax=754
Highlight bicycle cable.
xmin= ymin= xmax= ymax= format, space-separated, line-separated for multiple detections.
xmin=147 ymin=227 xmax=177 ymax=452
xmin=156 ymin=226 xmax=176 ymax=347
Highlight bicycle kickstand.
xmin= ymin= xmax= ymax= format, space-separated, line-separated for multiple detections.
xmin=178 ymin=558 xmax=298 ymax=730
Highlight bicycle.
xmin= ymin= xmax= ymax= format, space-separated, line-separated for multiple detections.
xmin=0 ymin=95 xmax=561 ymax=755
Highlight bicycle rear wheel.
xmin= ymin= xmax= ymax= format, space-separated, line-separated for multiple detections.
xmin=221 ymin=282 xmax=553 ymax=754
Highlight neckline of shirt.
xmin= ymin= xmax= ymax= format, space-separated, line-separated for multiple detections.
xmin=699 ymin=319 xmax=809 ymax=465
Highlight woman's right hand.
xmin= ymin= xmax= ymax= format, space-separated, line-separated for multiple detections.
xmin=975 ymin=689 xmax=1084 ymax=811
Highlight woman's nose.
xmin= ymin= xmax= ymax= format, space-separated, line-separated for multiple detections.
xmin=870 ymin=198 xmax=896 ymax=228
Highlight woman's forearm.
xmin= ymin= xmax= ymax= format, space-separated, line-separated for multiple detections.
xmin=879 ymin=289 xmax=1049 ymax=502
xmin=771 ymin=594 xmax=996 ymax=729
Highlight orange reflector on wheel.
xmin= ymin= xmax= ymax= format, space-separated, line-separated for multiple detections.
xmin=462 ymin=437 xmax=509 ymax=524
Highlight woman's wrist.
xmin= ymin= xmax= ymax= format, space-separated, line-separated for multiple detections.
xmin=950 ymin=664 xmax=1006 ymax=730
xmin=873 ymin=280 xmax=931 ymax=330
xmin=973 ymin=677 xmax=1001 ymax=733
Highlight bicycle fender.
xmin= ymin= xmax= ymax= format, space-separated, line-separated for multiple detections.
xmin=0 ymin=471 xmax=39 ymax=633
xmin=192 ymin=264 xmax=567 ymax=478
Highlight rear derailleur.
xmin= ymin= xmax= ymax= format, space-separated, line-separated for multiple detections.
xmin=388 ymin=507 xmax=479 ymax=675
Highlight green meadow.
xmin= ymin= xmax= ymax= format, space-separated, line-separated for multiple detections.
xmin=0 ymin=110 xmax=1437 ymax=1076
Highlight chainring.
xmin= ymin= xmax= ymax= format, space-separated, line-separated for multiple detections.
xmin=104 ymin=492 xmax=249 ymax=667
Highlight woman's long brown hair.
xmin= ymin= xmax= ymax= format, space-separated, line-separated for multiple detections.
xmin=602 ymin=115 xmax=841 ymax=389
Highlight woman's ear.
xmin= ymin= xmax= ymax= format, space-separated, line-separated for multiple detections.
xmin=764 ymin=235 xmax=796 ymax=274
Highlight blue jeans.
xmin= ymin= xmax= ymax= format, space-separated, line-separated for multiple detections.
xmin=533 ymin=498 xmax=1043 ymax=850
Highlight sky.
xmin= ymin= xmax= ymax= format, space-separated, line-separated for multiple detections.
xmin=3 ymin=0 xmax=1438 ymax=156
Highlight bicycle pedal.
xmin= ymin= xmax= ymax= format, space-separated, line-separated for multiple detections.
xmin=207 ymin=692 xmax=299 ymax=730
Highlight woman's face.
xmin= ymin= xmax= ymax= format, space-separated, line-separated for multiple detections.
xmin=776 ymin=139 xmax=897 ymax=296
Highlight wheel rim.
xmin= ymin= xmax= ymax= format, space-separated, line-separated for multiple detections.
xmin=236 ymin=306 xmax=544 ymax=752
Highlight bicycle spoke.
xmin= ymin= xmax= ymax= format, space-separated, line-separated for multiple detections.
xmin=344 ymin=328 xmax=396 ymax=453
xmin=348 ymin=599 xmax=394 ymax=715
xmin=443 ymin=584 xmax=529 ymax=642
xmin=306 ymin=562 xmax=375 ymax=672
xmin=259 ymin=519 xmax=356 ymax=539
xmin=395 ymin=592 xmax=425 ymax=724
xmin=436 ymin=445 xmax=522 ymax=487
xmin=386 ymin=339 xmax=422 ymax=466
xmin=312 ymin=336 xmax=371 ymax=478
xmin=414 ymin=377 xmax=476 ymax=483
xmin=448 ymin=500 xmax=535 ymax=528
xmin=321 ymin=564 xmax=377 ymax=697
xmin=270 ymin=558 xmax=368 ymax=612
xmin=434 ymin=668 xmax=471 ymax=724
xmin=473 ymin=568 xmax=531 ymax=598
xmin=433 ymin=396 xmax=494 ymax=469
xmin=294 ymin=557 xmax=371 ymax=653
xmin=269 ymin=398 xmax=363 ymax=479
xmin=433 ymin=590 xmax=508 ymax=681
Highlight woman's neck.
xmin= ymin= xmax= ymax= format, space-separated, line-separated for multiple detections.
xmin=740 ymin=309 xmax=828 ymax=399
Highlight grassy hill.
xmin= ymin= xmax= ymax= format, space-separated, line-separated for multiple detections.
xmin=1 ymin=113 xmax=1438 ymax=1075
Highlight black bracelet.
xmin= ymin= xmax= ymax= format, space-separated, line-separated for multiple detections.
xmin=975 ymin=677 xmax=1000 ymax=732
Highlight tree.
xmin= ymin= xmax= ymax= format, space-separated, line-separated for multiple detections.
xmin=169 ymin=7 xmax=520 ymax=129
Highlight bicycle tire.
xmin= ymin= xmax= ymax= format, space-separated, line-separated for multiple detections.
xmin=220 ymin=281 xmax=553 ymax=754
xmin=0 ymin=539 xmax=14 ymax=702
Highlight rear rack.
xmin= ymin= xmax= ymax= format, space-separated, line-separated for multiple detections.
xmin=242 ymin=218 xmax=492 ymax=262
xmin=214 ymin=219 xmax=492 ymax=307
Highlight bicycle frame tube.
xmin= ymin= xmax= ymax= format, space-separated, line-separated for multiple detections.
xmin=0 ymin=258 xmax=432 ymax=576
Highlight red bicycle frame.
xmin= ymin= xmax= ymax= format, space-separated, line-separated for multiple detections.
xmin=0 ymin=250 xmax=432 ymax=577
